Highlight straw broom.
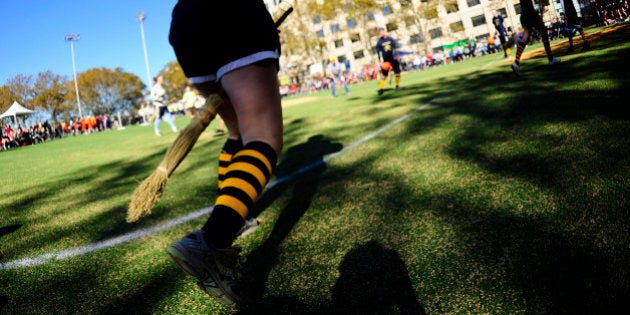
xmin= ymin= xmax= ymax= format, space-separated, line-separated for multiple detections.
xmin=126 ymin=3 xmax=293 ymax=223
xmin=127 ymin=93 xmax=223 ymax=222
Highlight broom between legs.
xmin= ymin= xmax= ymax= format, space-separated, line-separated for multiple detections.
xmin=126 ymin=2 xmax=294 ymax=223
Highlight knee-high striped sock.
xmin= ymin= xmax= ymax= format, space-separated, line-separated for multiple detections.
xmin=578 ymin=27 xmax=588 ymax=43
xmin=217 ymin=138 xmax=243 ymax=190
xmin=203 ymin=141 xmax=277 ymax=248
xmin=380 ymin=78 xmax=386 ymax=90
xmin=514 ymin=40 xmax=526 ymax=65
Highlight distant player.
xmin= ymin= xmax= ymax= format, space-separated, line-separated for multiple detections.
xmin=492 ymin=9 xmax=510 ymax=58
xmin=375 ymin=27 xmax=401 ymax=95
xmin=560 ymin=0 xmax=591 ymax=53
xmin=511 ymin=0 xmax=561 ymax=77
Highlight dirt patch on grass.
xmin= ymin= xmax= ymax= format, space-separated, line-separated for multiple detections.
xmin=281 ymin=96 xmax=319 ymax=107
xmin=502 ymin=22 xmax=630 ymax=62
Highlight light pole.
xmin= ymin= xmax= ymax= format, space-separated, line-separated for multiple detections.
xmin=65 ymin=33 xmax=83 ymax=118
xmin=138 ymin=11 xmax=153 ymax=91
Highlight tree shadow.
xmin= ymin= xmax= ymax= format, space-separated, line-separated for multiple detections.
xmin=0 ymin=224 xmax=21 ymax=238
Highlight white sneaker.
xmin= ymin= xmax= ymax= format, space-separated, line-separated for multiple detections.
xmin=155 ymin=130 xmax=162 ymax=137
xmin=549 ymin=57 xmax=561 ymax=65
xmin=511 ymin=62 xmax=521 ymax=77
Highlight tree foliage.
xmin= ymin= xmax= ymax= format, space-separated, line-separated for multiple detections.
xmin=0 ymin=85 xmax=18 ymax=114
xmin=70 ymin=67 xmax=145 ymax=116
xmin=159 ymin=61 xmax=187 ymax=101
xmin=32 ymin=71 xmax=72 ymax=123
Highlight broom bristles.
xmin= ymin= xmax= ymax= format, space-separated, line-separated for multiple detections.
xmin=126 ymin=93 xmax=223 ymax=223
xmin=126 ymin=170 xmax=169 ymax=222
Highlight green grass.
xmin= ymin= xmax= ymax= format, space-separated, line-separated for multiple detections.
xmin=1 ymin=23 xmax=629 ymax=314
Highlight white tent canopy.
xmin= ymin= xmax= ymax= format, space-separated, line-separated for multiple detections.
xmin=0 ymin=101 xmax=35 ymax=125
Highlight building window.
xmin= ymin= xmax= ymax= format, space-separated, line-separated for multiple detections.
xmin=382 ymin=5 xmax=394 ymax=15
xmin=466 ymin=0 xmax=481 ymax=6
xmin=386 ymin=22 xmax=399 ymax=32
xmin=313 ymin=15 xmax=321 ymax=24
xmin=368 ymin=12 xmax=376 ymax=20
xmin=353 ymin=50 xmax=365 ymax=59
xmin=330 ymin=23 xmax=341 ymax=33
xmin=399 ymin=0 xmax=412 ymax=7
xmin=429 ymin=27 xmax=443 ymax=39
xmin=471 ymin=14 xmax=487 ymax=27
xmin=368 ymin=27 xmax=379 ymax=37
xmin=514 ymin=3 xmax=522 ymax=14
xmin=350 ymin=33 xmax=361 ymax=43
xmin=334 ymin=39 xmax=344 ymax=48
xmin=445 ymin=3 xmax=459 ymax=14
xmin=429 ymin=27 xmax=442 ymax=38
xmin=316 ymin=29 xmax=325 ymax=38
xmin=347 ymin=19 xmax=357 ymax=29
xmin=410 ymin=33 xmax=423 ymax=44
xmin=450 ymin=21 xmax=464 ymax=32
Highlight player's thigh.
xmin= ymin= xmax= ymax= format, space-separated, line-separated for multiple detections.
xmin=221 ymin=61 xmax=283 ymax=151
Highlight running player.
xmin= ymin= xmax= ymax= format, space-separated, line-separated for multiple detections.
xmin=166 ymin=0 xmax=285 ymax=306
xmin=375 ymin=27 xmax=401 ymax=95
xmin=511 ymin=0 xmax=561 ymax=77
xmin=560 ymin=0 xmax=591 ymax=53
xmin=492 ymin=9 xmax=510 ymax=58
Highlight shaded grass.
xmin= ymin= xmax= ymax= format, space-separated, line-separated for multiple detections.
xmin=1 ymin=23 xmax=628 ymax=314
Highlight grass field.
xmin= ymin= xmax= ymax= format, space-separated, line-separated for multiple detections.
xmin=1 ymin=23 xmax=629 ymax=314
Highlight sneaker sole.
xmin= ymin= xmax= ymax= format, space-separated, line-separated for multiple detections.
xmin=166 ymin=244 xmax=206 ymax=279
xmin=167 ymin=244 xmax=242 ymax=306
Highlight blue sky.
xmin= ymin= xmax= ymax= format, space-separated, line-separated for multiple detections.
xmin=0 ymin=1 xmax=178 ymax=88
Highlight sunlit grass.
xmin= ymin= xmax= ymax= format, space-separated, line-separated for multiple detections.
xmin=1 ymin=23 xmax=629 ymax=314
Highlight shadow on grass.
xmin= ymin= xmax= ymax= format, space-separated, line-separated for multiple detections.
xmin=387 ymin=24 xmax=629 ymax=313
xmin=327 ymin=241 xmax=425 ymax=314
xmin=237 ymin=135 xmax=342 ymax=307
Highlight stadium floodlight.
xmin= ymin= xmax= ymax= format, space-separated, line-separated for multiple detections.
xmin=138 ymin=11 xmax=153 ymax=91
xmin=65 ymin=33 xmax=83 ymax=118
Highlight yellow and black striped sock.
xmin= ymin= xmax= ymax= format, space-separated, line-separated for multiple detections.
xmin=203 ymin=141 xmax=277 ymax=248
xmin=217 ymin=138 xmax=243 ymax=190
xmin=579 ymin=28 xmax=588 ymax=43
xmin=379 ymin=79 xmax=386 ymax=90
xmin=395 ymin=75 xmax=400 ymax=87
xmin=514 ymin=40 xmax=526 ymax=65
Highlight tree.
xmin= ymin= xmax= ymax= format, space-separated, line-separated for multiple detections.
xmin=395 ymin=0 xmax=453 ymax=56
xmin=31 ymin=71 xmax=72 ymax=123
xmin=159 ymin=61 xmax=187 ymax=102
xmin=3 ymin=74 xmax=35 ymax=109
xmin=341 ymin=0 xmax=385 ymax=65
xmin=0 ymin=85 xmax=18 ymax=113
xmin=70 ymin=67 xmax=145 ymax=116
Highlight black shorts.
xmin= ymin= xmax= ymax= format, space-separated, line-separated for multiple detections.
xmin=168 ymin=0 xmax=281 ymax=84
xmin=381 ymin=57 xmax=401 ymax=76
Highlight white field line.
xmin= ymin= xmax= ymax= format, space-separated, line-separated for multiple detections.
xmin=1 ymin=60 xmax=497 ymax=270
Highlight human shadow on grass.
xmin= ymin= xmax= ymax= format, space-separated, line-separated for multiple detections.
xmin=235 ymin=135 xmax=342 ymax=311
xmin=326 ymin=240 xmax=425 ymax=315
xmin=238 ymin=241 xmax=425 ymax=315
